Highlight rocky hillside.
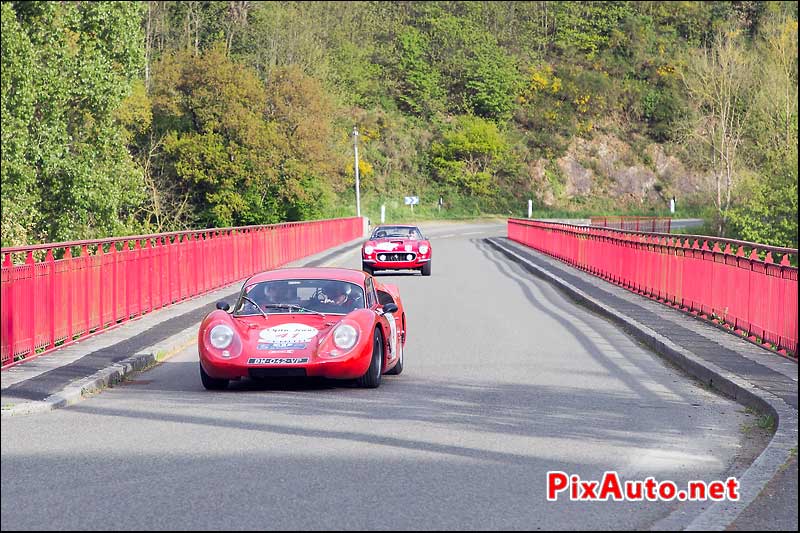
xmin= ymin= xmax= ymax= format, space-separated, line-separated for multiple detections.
xmin=529 ymin=134 xmax=708 ymax=211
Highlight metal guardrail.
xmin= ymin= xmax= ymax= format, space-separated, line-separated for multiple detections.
xmin=1 ymin=217 xmax=363 ymax=369
xmin=590 ymin=216 xmax=672 ymax=233
xmin=509 ymin=219 xmax=798 ymax=358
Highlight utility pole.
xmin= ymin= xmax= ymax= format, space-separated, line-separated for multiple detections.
xmin=353 ymin=126 xmax=361 ymax=218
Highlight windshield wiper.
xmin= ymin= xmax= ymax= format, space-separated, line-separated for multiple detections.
xmin=263 ymin=303 xmax=326 ymax=318
xmin=239 ymin=295 xmax=268 ymax=319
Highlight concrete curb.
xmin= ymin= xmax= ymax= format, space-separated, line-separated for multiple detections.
xmin=485 ymin=237 xmax=798 ymax=532
xmin=1 ymin=325 xmax=197 ymax=417
xmin=1 ymin=237 xmax=365 ymax=417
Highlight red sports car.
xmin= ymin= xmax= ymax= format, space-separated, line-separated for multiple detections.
xmin=198 ymin=268 xmax=406 ymax=390
xmin=361 ymin=225 xmax=432 ymax=276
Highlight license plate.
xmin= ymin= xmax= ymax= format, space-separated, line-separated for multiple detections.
xmin=248 ymin=357 xmax=309 ymax=365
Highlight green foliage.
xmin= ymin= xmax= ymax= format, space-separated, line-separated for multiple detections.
xmin=411 ymin=7 xmax=522 ymax=120
xmin=727 ymin=169 xmax=798 ymax=248
xmin=150 ymin=45 xmax=282 ymax=228
xmin=233 ymin=2 xmax=330 ymax=82
xmin=147 ymin=46 xmax=342 ymax=229
xmin=394 ymin=27 xmax=443 ymax=116
xmin=1 ymin=1 xmax=796 ymax=249
xmin=552 ymin=1 xmax=635 ymax=58
xmin=726 ymin=8 xmax=798 ymax=247
xmin=429 ymin=116 xmax=514 ymax=196
xmin=1 ymin=1 xmax=145 ymax=245
xmin=1 ymin=2 xmax=37 ymax=246
xmin=463 ymin=34 xmax=523 ymax=121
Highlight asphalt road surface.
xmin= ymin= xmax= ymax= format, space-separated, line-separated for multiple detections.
xmin=1 ymin=222 xmax=758 ymax=530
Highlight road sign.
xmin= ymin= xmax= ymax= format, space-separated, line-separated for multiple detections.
xmin=404 ymin=196 xmax=419 ymax=205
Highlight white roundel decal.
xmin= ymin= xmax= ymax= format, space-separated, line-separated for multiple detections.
xmin=259 ymin=324 xmax=319 ymax=343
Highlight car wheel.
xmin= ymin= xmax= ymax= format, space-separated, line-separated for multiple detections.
xmin=356 ymin=329 xmax=383 ymax=388
xmin=200 ymin=363 xmax=229 ymax=390
xmin=421 ymin=261 xmax=432 ymax=276
xmin=362 ymin=263 xmax=374 ymax=275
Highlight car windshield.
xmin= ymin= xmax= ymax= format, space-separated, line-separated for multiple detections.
xmin=372 ymin=226 xmax=422 ymax=240
xmin=233 ymin=279 xmax=366 ymax=316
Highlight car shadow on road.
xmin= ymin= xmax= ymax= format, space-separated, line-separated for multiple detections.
xmin=71 ymin=362 xmax=746 ymax=477
xmin=369 ymin=271 xmax=421 ymax=277
xmin=471 ymin=237 xmax=697 ymax=405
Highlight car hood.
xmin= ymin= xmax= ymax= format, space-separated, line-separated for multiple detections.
xmin=366 ymin=238 xmax=428 ymax=252
xmin=233 ymin=314 xmax=340 ymax=357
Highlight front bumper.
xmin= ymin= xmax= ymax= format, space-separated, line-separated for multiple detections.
xmin=200 ymin=346 xmax=372 ymax=380
xmin=363 ymin=256 xmax=430 ymax=269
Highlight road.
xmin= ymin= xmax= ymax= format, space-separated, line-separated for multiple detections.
xmin=670 ymin=218 xmax=706 ymax=231
xmin=1 ymin=222 xmax=758 ymax=530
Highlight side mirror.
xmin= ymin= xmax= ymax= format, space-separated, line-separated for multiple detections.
xmin=382 ymin=303 xmax=398 ymax=314
xmin=216 ymin=301 xmax=230 ymax=311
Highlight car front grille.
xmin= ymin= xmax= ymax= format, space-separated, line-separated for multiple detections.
xmin=376 ymin=252 xmax=417 ymax=262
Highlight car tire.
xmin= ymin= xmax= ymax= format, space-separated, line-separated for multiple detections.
xmin=362 ymin=263 xmax=374 ymax=276
xmin=386 ymin=315 xmax=406 ymax=376
xmin=200 ymin=363 xmax=229 ymax=390
xmin=421 ymin=261 xmax=432 ymax=276
xmin=386 ymin=339 xmax=403 ymax=376
xmin=356 ymin=329 xmax=383 ymax=388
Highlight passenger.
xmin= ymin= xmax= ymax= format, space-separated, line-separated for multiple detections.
xmin=263 ymin=283 xmax=291 ymax=306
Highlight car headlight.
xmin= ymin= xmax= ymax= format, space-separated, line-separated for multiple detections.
xmin=364 ymin=245 xmax=374 ymax=255
xmin=419 ymin=244 xmax=429 ymax=254
xmin=209 ymin=324 xmax=234 ymax=349
xmin=333 ymin=324 xmax=358 ymax=350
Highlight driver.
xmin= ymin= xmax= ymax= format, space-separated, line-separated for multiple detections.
xmin=323 ymin=284 xmax=353 ymax=308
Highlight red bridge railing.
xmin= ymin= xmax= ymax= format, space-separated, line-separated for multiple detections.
xmin=1 ymin=217 xmax=364 ymax=369
xmin=508 ymin=219 xmax=798 ymax=358
xmin=590 ymin=216 xmax=672 ymax=233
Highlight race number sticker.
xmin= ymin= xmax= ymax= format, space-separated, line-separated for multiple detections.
xmin=385 ymin=313 xmax=397 ymax=357
xmin=259 ymin=324 xmax=318 ymax=344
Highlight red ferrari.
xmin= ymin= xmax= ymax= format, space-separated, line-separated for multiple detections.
xmin=198 ymin=268 xmax=406 ymax=390
xmin=361 ymin=225 xmax=432 ymax=276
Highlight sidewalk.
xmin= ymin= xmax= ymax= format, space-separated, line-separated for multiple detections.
xmin=486 ymin=237 xmax=797 ymax=532
xmin=1 ymin=237 xmax=365 ymax=416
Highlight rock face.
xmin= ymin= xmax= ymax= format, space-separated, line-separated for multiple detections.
xmin=527 ymin=159 xmax=556 ymax=206
xmin=646 ymin=144 xmax=710 ymax=199
xmin=557 ymin=156 xmax=593 ymax=197
xmin=611 ymin=165 xmax=658 ymax=202
xmin=528 ymin=133 xmax=708 ymax=209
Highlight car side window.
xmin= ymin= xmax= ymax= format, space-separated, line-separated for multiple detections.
xmin=364 ymin=278 xmax=377 ymax=308
xmin=377 ymin=290 xmax=395 ymax=307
